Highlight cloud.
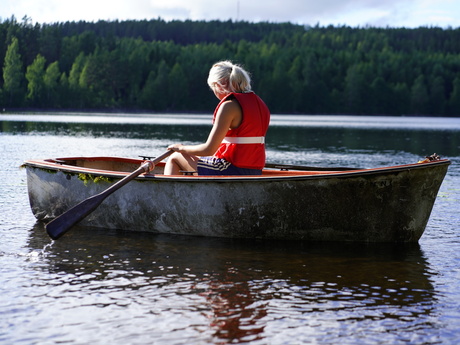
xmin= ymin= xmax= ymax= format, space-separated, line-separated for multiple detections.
xmin=140 ymin=0 xmax=444 ymax=27
xmin=1 ymin=0 xmax=459 ymax=27
xmin=2 ymin=0 xmax=155 ymax=23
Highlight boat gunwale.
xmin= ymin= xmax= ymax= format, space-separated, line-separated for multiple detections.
xmin=22 ymin=157 xmax=452 ymax=183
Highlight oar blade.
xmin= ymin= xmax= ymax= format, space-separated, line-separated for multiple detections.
xmin=46 ymin=194 xmax=105 ymax=240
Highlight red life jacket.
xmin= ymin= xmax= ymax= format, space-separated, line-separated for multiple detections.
xmin=213 ymin=92 xmax=270 ymax=169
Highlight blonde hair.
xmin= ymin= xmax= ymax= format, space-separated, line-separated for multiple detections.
xmin=207 ymin=61 xmax=252 ymax=94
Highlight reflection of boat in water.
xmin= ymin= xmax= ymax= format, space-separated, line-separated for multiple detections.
xmin=23 ymin=156 xmax=450 ymax=242
xmin=27 ymin=222 xmax=436 ymax=343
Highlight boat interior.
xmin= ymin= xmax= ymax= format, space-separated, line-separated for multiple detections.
xmin=41 ymin=156 xmax=361 ymax=177
xmin=35 ymin=156 xmax=447 ymax=178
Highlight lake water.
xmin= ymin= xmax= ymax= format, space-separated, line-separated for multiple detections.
xmin=1 ymin=113 xmax=460 ymax=345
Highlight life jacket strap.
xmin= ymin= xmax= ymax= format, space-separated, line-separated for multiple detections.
xmin=222 ymin=136 xmax=265 ymax=144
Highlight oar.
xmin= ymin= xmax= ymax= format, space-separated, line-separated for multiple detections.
xmin=46 ymin=150 xmax=173 ymax=240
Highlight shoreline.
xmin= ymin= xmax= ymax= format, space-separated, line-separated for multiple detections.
xmin=2 ymin=108 xmax=458 ymax=118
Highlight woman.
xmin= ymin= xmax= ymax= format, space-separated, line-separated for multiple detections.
xmin=164 ymin=60 xmax=270 ymax=175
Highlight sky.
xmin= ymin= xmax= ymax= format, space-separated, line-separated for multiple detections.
xmin=1 ymin=0 xmax=460 ymax=28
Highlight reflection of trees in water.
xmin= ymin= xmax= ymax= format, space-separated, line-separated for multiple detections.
xmin=267 ymin=126 xmax=459 ymax=156
xmin=27 ymin=224 xmax=437 ymax=343
xmin=4 ymin=118 xmax=458 ymax=157
xmin=1 ymin=120 xmax=208 ymax=141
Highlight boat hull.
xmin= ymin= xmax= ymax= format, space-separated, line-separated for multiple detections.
xmin=23 ymin=157 xmax=450 ymax=242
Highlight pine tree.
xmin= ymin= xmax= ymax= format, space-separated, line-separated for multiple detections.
xmin=410 ymin=75 xmax=429 ymax=115
xmin=2 ymin=37 xmax=25 ymax=107
xmin=25 ymin=54 xmax=46 ymax=106
xmin=448 ymin=77 xmax=460 ymax=116
xmin=44 ymin=61 xmax=61 ymax=107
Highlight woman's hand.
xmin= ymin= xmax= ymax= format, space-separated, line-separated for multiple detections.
xmin=168 ymin=143 xmax=185 ymax=152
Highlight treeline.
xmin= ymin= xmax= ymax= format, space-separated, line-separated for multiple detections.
xmin=1 ymin=16 xmax=460 ymax=116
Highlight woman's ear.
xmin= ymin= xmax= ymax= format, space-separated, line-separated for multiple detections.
xmin=214 ymin=84 xmax=227 ymax=96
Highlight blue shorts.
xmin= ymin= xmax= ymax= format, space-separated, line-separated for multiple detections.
xmin=197 ymin=157 xmax=262 ymax=176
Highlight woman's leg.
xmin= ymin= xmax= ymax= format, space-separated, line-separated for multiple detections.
xmin=164 ymin=152 xmax=199 ymax=175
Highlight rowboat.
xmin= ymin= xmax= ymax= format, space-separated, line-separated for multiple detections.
xmin=23 ymin=154 xmax=450 ymax=242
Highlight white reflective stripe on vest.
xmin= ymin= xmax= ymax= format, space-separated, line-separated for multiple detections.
xmin=222 ymin=136 xmax=265 ymax=144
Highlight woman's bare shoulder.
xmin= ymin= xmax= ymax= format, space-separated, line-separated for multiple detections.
xmin=219 ymin=98 xmax=242 ymax=112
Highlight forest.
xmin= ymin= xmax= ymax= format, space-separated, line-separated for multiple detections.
xmin=1 ymin=16 xmax=460 ymax=116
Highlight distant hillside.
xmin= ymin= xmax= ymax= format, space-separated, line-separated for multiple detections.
xmin=1 ymin=16 xmax=459 ymax=115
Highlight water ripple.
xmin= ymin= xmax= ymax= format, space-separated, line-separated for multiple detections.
xmin=1 ymin=116 xmax=460 ymax=344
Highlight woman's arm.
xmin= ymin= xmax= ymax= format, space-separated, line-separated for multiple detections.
xmin=168 ymin=100 xmax=242 ymax=156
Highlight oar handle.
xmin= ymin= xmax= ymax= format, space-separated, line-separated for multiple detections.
xmin=151 ymin=150 xmax=174 ymax=165
xmin=139 ymin=149 xmax=174 ymax=173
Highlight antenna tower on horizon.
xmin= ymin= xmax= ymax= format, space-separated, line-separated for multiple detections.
xmin=237 ymin=1 xmax=240 ymax=21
